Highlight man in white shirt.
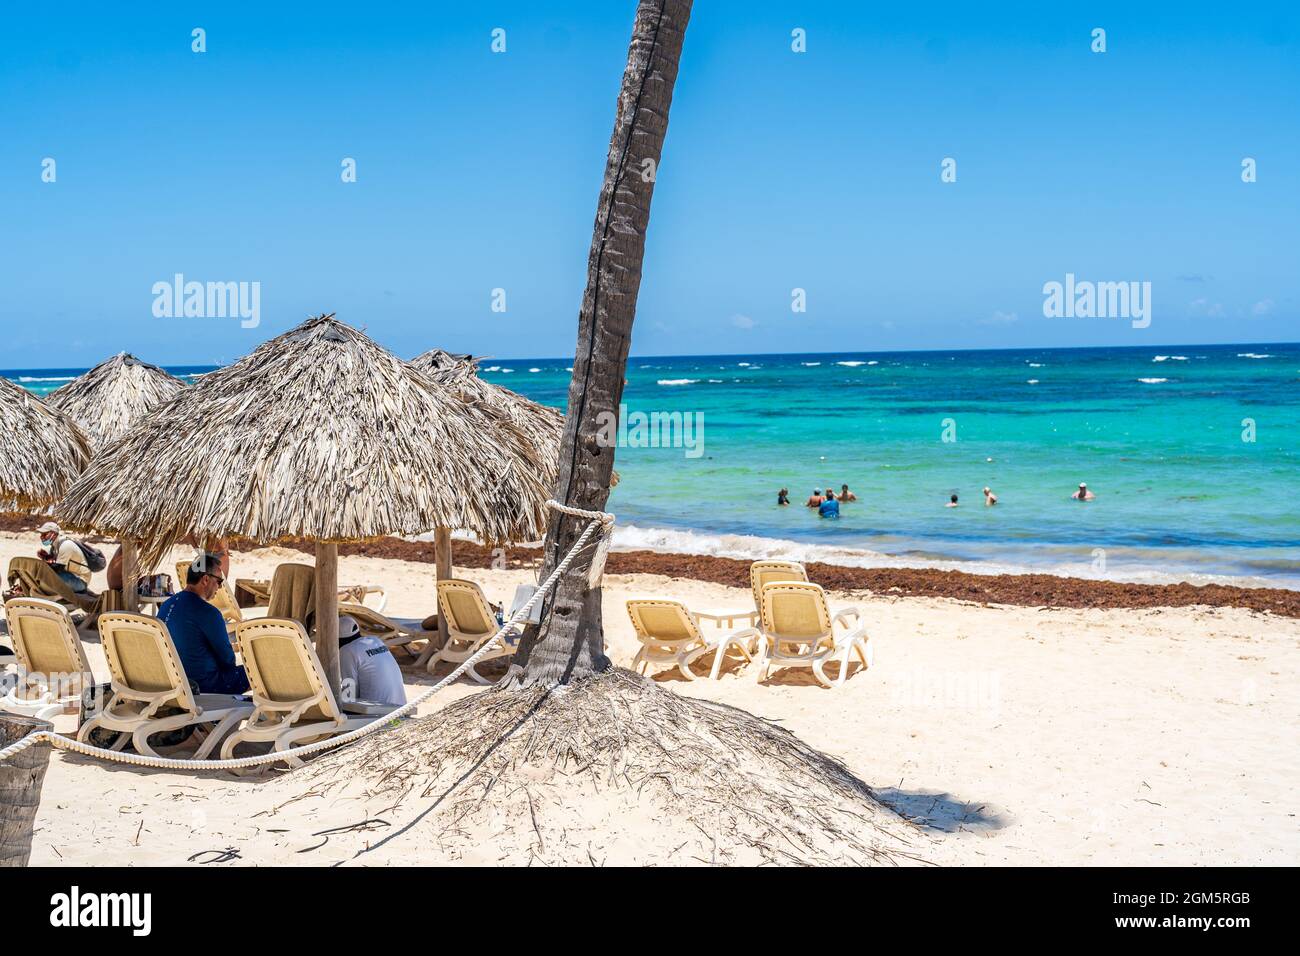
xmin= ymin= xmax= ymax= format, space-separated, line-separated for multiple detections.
xmin=337 ymin=615 xmax=407 ymax=708
xmin=37 ymin=522 xmax=91 ymax=593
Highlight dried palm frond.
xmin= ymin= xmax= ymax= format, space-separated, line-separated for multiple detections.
xmin=0 ymin=375 xmax=92 ymax=511
xmin=46 ymin=352 xmax=187 ymax=451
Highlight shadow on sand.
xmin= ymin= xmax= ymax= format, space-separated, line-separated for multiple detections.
xmin=873 ymin=787 xmax=1011 ymax=834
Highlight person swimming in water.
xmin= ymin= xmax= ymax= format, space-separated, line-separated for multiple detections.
xmin=806 ymin=488 xmax=825 ymax=508
xmin=839 ymin=483 xmax=858 ymax=502
xmin=818 ymin=489 xmax=840 ymax=518
xmin=777 ymin=487 xmax=790 ymax=506
xmin=983 ymin=486 xmax=998 ymax=506
xmin=947 ymin=493 xmax=959 ymax=507
xmin=1071 ymin=482 xmax=1096 ymax=501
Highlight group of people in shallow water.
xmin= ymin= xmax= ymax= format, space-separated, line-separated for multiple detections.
xmin=776 ymin=484 xmax=859 ymax=519
xmin=777 ymin=480 xmax=1098 ymax=516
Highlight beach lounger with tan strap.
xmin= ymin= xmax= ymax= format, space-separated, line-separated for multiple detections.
xmin=426 ymin=579 xmax=517 ymax=683
xmin=220 ymin=618 xmax=399 ymax=767
xmin=265 ymin=562 xmax=316 ymax=630
xmin=77 ymin=612 xmax=254 ymax=758
xmin=734 ymin=581 xmax=873 ymax=688
xmin=259 ymin=562 xmax=428 ymax=654
xmin=1 ymin=598 xmax=94 ymax=720
xmin=626 ymin=599 xmax=755 ymax=680
xmin=714 ymin=560 xmax=810 ymax=628
xmin=6 ymin=556 xmax=98 ymax=613
xmin=238 ymin=574 xmax=387 ymax=612
xmin=338 ymin=602 xmax=436 ymax=656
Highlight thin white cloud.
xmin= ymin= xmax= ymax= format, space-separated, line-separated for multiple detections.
xmin=731 ymin=314 xmax=755 ymax=330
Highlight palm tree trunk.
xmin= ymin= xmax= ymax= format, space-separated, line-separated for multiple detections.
xmin=512 ymin=0 xmax=693 ymax=687
xmin=0 ymin=715 xmax=53 ymax=867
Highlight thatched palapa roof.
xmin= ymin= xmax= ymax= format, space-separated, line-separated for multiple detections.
xmin=410 ymin=349 xmax=567 ymax=489
xmin=57 ymin=315 xmax=551 ymax=566
xmin=46 ymin=352 xmax=187 ymax=450
xmin=0 ymin=374 xmax=92 ymax=511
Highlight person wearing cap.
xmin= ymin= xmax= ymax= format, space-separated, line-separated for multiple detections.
xmin=1071 ymin=482 xmax=1096 ymax=501
xmin=36 ymin=522 xmax=92 ymax=593
xmin=337 ymin=615 xmax=407 ymax=708
xmin=805 ymin=488 xmax=825 ymax=508
xmin=157 ymin=553 xmax=249 ymax=695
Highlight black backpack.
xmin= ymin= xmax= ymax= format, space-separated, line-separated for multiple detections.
xmin=72 ymin=539 xmax=108 ymax=573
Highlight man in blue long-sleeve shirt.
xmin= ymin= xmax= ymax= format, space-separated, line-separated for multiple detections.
xmin=157 ymin=553 xmax=249 ymax=695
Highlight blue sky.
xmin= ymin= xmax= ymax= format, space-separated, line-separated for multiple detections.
xmin=1 ymin=1 xmax=1296 ymax=368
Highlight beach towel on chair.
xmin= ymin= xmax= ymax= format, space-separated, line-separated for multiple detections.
xmin=6 ymin=557 xmax=97 ymax=612
xmin=266 ymin=562 xmax=316 ymax=631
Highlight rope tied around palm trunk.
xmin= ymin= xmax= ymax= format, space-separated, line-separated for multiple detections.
xmin=0 ymin=499 xmax=614 ymax=771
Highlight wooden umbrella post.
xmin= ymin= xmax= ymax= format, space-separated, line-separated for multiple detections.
xmin=434 ymin=526 xmax=453 ymax=582
xmin=435 ymin=525 xmax=453 ymax=634
xmin=315 ymin=542 xmax=340 ymax=699
xmin=414 ymin=527 xmax=454 ymax=669
xmin=121 ymin=538 xmax=140 ymax=613
xmin=0 ymin=714 xmax=54 ymax=867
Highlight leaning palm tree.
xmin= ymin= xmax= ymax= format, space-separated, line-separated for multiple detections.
xmin=269 ymin=0 xmax=915 ymax=866
xmin=0 ymin=375 xmax=91 ymax=512
xmin=45 ymin=352 xmax=186 ymax=452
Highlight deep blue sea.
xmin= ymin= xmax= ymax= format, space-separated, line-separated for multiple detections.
xmin=9 ymin=343 xmax=1299 ymax=588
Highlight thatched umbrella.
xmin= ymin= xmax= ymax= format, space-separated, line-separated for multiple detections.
xmin=57 ymin=314 xmax=552 ymax=693
xmin=45 ymin=353 xmax=187 ymax=610
xmin=0 ymin=375 xmax=92 ymax=512
xmin=408 ymin=349 xmax=567 ymax=590
xmin=46 ymin=352 xmax=186 ymax=451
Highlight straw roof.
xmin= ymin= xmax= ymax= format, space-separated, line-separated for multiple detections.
xmin=410 ymin=349 xmax=566 ymax=488
xmin=57 ymin=315 xmax=551 ymax=566
xmin=46 ymin=352 xmax=187 ymax=451
xmin=0 ymin=374 xmax=92 ymax=511
xmin=416 ymin=348 xmax=477 ymax=373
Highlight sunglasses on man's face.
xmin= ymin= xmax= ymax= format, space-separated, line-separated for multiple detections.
xmin=205 ymin=573 xmax=225 ymax=586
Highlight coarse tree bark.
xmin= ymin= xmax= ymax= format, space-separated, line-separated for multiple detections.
xmin=0 ymin=714 xmax=53 ymax=867
xmin=510 ymin=0 xmax=693 ymax=687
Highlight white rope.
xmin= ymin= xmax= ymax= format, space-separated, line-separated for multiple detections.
xmin=0 ymin=499 xmax=613 ymax=771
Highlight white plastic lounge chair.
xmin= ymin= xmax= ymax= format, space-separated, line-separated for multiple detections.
xmin=426 ymin=579 xmax=517 ymax=683
xmin=77 ymin=612 xmax=253 ymax=758
xmin=238 ymin=575 xmax=388 ymax=612
xmin=715 ymin=560 xmax=810 ymax=627
xmin=338 ymin=602 xmax=436 ymax=656
xmin=1 ymin=598 xmax=93 ymax=720
xmin=734 ymin=581 xmax=873 ymax=688
xmin=221 ymin=618 xmax=398 ymax=767
xmin=626 ymin=600 xmax=755 ymax=680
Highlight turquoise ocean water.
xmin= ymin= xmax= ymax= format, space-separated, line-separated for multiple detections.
xmin=9 ymin=343 xmax=1299 ymax=588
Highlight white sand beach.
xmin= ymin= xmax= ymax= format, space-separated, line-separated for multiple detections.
xmin=5 ymin=532 xmax=1297 ymax=867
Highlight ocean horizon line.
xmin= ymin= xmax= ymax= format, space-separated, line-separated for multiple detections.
xmin=2 ymin=338 xmax=1298 ymax=377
